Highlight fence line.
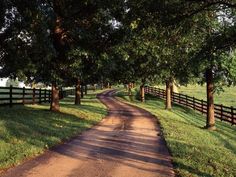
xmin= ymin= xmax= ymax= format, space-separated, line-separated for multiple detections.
xmin=144 ymin=86 xmax=236 ymax=125
xmin=0 ymin=86 xmax=75 ymax=107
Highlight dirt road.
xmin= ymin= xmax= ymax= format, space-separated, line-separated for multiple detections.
xmin=1 ymin=90 xmax=174 ymax=177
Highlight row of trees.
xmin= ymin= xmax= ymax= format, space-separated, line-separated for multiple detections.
xmin=0 ymin=0 xmax=125 ymax=111
xmin=108 ymin=0 xmax=235 ymax=130
xmin=1 ymin=0 xmax=236 ymax=129
xmin=105 ymin=0 xmax=236 ymax=130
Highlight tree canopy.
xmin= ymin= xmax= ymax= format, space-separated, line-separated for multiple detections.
xmin=1 ymin=0 xmax=236 ymax=127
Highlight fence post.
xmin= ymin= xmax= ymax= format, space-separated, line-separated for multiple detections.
xmin=62 ymin=90 xmax=64 ymax=98
xmin=9 ymin=85 xmax=13 ymax=107
xmin=39 ymin=88 xmax=42 ymax=104
xmin=185 ymin=95 xmax=188 ymax=106
xmin=62 ymin=88 xmax=64 ymax=99
xmin=59 ymin=87 xmax=63 ymax=99
xmin=44 ymin=89 xmax=46 ymax=102
xmin=231 ymin=106 xmax=234 ymax=125
xmin=32 ymin=88 xmax=36 ymax=104
xmin=22 ymin=87 xmax=25 ymax=104
xmin=179 ymin=93 xmax=181 ymax=104
xmin=48 ymin=90 xmax=51 ymax=103
xmin=193 ymin=97 xmax=195 ymax=110
xmin=220 ymin=104 xmax=223 ymax=121
xmin=201 ymin=99 xmax=204 ymax=114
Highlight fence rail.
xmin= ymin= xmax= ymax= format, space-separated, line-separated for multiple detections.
xmin=144 ymin=86 xmax=236 ymax=125
xmin=0 ymin=86 xmax=75 ymax=107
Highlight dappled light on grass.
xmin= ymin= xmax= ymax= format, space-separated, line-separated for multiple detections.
xmin=116 ymin=90 xmax=236 ymax=177
xmin=0 ymin=92 xmax=107 ymax=171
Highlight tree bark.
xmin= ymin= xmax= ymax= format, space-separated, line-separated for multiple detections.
xmin=206 ymin=68 xmax=216 ymax=130
xmin=50 ymin=14 xmax=65 ymax=111
xmin=50 ymin=83 xmax=60 ymax=112
xmin=75 ymin=78 xmax=81 ymax=105
xmin=165 ymin=80 xmax=172 ymax=110
xmin=140 ymin=85 xmax=145 ymax=102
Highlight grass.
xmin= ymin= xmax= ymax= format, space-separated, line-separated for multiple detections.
xmin=157 ymin=85 xmax=236 ymax=107
xmin=0 ymin=90 xmax=107 ymax=172
xmin=116 ymin=89 xmax=236 ymax=177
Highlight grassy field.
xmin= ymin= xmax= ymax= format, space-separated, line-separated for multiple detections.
xmin=157 ymin=85 xmax=236 ymax=107
xmin=116 ymin=89 xmax=236 ymax=177
xmin=0 ymin=90 xmax=107 ymax=172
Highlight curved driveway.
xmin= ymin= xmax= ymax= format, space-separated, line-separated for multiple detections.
xmin=1 ymin=90 xmax=174 ymax=177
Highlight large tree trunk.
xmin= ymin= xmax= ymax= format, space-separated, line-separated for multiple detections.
xmin=50 ymin=14 xmax=66 ymax=111
xmin=75 ymin=78 xmax=81 ymax=105
xmin=165 ymin=79 xmax=172 ymax=110
xmin=50 ymin=83 xmax=60 ymax=112
xmin=206 ymin=68 xmax=216 ymax=130
xmin=140 ymin=85 xmax=145 ymax=102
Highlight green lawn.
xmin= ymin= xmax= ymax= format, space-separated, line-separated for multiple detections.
xmin=116 ymin=89 xmax=236 ymax=177
xmin=157 ymin=85 xmax=236 ymax=107
xmin=0 ymin=90 xmax=107 ymax=172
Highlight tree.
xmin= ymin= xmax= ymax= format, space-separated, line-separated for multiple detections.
xmin=6 ymin=78 xmax=19 ymax=87
xmin=121 ymin=0 xmax=236 ymax=129
xmin=0 ymin=0 xmax=126 ymax=111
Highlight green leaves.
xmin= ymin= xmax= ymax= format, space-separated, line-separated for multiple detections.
xmin=1 ymin=0 xmax=236 ymax=88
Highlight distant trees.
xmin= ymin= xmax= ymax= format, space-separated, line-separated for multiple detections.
xmin=6 ymin=78 xmax=19 ymax=87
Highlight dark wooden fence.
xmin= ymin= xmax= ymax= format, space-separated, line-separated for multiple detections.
xmin=144 ymin=86 xmax=236 ymax=125
xmin=0 ymin=86 xmax=75 ymax=107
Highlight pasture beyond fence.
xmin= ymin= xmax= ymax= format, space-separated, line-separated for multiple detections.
xmin=0 ymin=86 xmax=75 ymax=107
xmin=144 ymin=86 xmax=236 ymax=125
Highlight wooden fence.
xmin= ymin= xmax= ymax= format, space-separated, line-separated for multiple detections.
xmin=144 ymin=86 xmax=236 ymax=125
xmin=0 ymin=86 xmax=75 ymax=107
